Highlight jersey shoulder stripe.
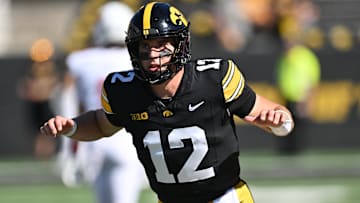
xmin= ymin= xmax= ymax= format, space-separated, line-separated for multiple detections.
xmin=192 ymin=58 xmax=246 ymax=103
xmin=101 ymin=86 xmax=113 ymax=114
xmin=221 ymin=59 xmax=245 ymax=103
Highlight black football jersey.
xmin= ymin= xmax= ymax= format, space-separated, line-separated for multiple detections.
xmin=101 ymin=58 xmax=256 ymax=202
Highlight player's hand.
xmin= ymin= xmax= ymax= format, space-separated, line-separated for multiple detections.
xmin=244 ymin=109 xmax=290 ymax=128
xmin=40 ymin=116 xmax=76 ymax=137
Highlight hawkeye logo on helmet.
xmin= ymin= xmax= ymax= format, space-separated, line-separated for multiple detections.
xmin=142 ymin=3 xmax=188 ymax=36
xmin=169 ymin=7 xmax=188 ymax=26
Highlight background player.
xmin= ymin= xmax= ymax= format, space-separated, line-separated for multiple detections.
xmin=56 ymin=2 xmax=147 ymax=203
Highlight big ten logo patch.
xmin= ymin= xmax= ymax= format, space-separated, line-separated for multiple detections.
xmin=130 ymin=112 xmax=149 ymax=121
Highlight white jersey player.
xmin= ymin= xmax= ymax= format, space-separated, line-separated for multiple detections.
xmin=59 ymin=2 xmax=147 ymax=203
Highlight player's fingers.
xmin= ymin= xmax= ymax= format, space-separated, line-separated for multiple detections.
xmin=46 ymin=125 xmax=56 ymax=136
xmin=280 ymin=112 xmax=290 ymax=122
xmin=260 ymin=110 xmax=267 ymax=121
xmin=47 ymin=118 xmax=59 ymax=135
xmin=267 ymin=110 xmax=276 ymax=123
xmin=64 ymin=119 xmax=75 ymax=128
xmin=244 ymin=115 xmax=257 ymax=122
xmin=54 ymin=117 xmax=64 ymax=132
xmin=272 ymin=111 xmax=282 ymax=125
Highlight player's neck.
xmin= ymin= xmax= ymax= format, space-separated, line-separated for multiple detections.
xmin=151 ymin=68 xmax=184 ymax=99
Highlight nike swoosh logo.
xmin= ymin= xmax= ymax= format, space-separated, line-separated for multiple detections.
xmin=188 ymin=101 xmax=205 ymax=112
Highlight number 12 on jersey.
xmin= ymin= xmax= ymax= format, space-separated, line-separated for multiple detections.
xmin=143 ymin=126 xmax=215 ymax=183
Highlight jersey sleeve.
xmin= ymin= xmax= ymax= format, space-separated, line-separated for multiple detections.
xmin=221 ymin=59 xmax=256 ymax=118
xmin=100 ymin=74 xmax=124 ymax=127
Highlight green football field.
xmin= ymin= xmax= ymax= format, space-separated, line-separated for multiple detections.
xmin=0 ymin=149 xmax=359 ymax=203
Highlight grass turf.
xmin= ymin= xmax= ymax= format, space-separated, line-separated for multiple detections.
xmin=0 ymin=149 xmax=359 ymax=203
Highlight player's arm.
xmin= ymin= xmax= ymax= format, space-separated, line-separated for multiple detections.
xmin=40 ymin=109 xmax=121 ymax=141
xmin=221 ymin=59 xmax=294 ymax=136
xmin=243 ymin=94 xmax=294 ymax=136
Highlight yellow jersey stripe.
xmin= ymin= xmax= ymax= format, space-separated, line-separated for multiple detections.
xmin=143 ymin=2 xmax=156 ymax=36
xmin=222 ymin=60 xmax=245 ymax=103
xmin=232 ymin=70 xmax=245 ymax=101
xmin=101 ymin=87 xmax=113 ymax=114
xmin=222 ymin=60 xmax=234 ymax=89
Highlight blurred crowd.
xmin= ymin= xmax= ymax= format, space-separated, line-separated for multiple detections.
xmin=65 ymin=0 xmax=321 ymax=52
xmin=213 ymin=0 xmax=320 ymax=53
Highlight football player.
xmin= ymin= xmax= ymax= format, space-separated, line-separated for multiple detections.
xmin=40 ymin=2 xmax=294 ymax=203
